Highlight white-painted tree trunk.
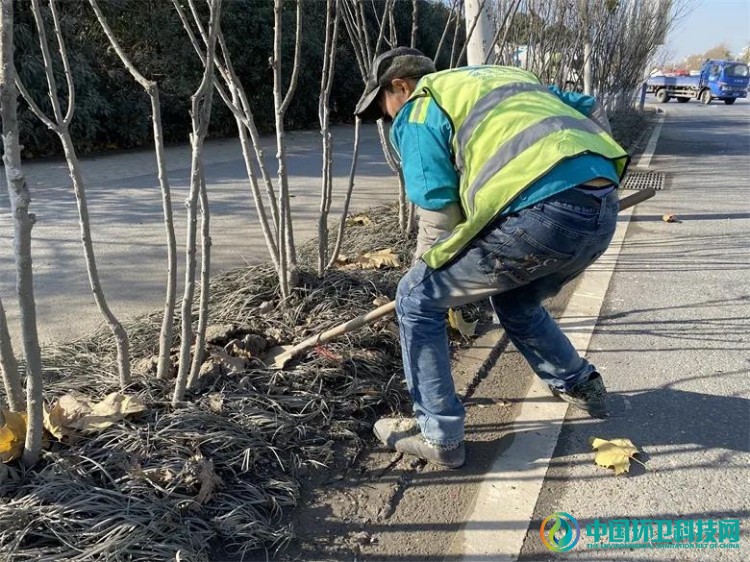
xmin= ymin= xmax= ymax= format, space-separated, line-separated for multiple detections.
xmin=463 ymin=0 xmax=493 ymax=65
xmin=1 ymin=0 xmax=43 ymax=465
xmin=173 ymin=0 xmax=222 ymax=406
xmin=272 ymin=0 xmax=302 ymax=298
xmin=317 ymin=0 xmax=341 ymax=276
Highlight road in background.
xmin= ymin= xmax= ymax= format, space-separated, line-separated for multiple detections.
xmin=519 ymin=98 xmax=750 ymax=560
xmin=0 ymin=125 xmax=397 ymax=344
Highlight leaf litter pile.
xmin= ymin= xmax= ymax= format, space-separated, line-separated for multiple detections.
xmin=0 ymin=206 xmax=482 ymax=561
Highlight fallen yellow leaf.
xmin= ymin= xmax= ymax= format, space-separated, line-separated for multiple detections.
xmin=357 ymin=249 xmax=400 ymax=269
xmin=0 ymin=410 xmax=27 ymax=463
xmin=49 ymin=392 xmax=146 ymax=434
xmin=44 ymin=403 xmax=66 ymax=439
xmin=448 ymin=308 xmax=478 ymax=338
xmin=206 ymin=393 xmax=224 ymax=413
xmin=347 ymin=214 xmax=373 ymax=227
xmin=590 ymin=437 xmax=643 ymax=475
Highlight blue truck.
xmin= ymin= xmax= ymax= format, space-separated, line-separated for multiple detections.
xmin=646 ymin=59 xmax=749 ymax=105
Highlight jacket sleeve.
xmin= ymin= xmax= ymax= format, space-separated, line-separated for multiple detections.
xmin=390 ymin=99 xmax=463 ymax=263
xmin=547 ymin=85 xmax=613 ymax=135
xmin=389 ymin=99 xmax=460 ymax=211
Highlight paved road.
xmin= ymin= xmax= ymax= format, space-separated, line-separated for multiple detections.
xmin=519 ymin=99 xmax=750 ymax=559
xmin=0 ymin=125 xmax=397 ymax=345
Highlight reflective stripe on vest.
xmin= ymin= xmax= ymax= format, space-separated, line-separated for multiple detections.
xmin=409 ymin=96 xmax=431 ymax=124
xmin=466 ymin=115 xmax=603 ymax=212
xmin=455 ymin=82 xmax=549 ymax=170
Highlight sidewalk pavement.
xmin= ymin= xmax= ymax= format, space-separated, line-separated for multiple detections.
xmin=514 ymin=101 xmax=750 ymax=560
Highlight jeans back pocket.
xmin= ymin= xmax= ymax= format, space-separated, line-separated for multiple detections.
xmin=478 ymin=216 xmax=576 ymax=287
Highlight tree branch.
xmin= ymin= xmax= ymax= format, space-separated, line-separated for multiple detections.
xmin=280 ymin=0 xmax=302 ymax=115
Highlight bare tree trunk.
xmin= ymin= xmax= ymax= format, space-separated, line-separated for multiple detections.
xmin=387 ymin=2 xmax=398 ymax=48
xmin=373 ymin=0 xmax=393 ymax=56
xmin=231 ymin=86 xmax=280 ymax=272
xmin=449 ymin=0 xmax=463 ymax=68
xmin=340 ymin=1 xmax=367 ymax=79
xmin=273 ymin=0 xmax=303 ymax=298
xmin=0 ymin=299 xmax=22 ymax=412
xmin=173 ymin=0 xmax=222 ymax=406
xmin=460 ymin=0 xmax=492 ymax=65
xmin=61 ymin=134 xmax=132 ymax=386
xmin=583 ymin=38 xmax=593 ymax=95
xmin=317 ymin=0 xmax=340 ymax=276
xmin=342 ymin=0 xmax=410 ymax=242
xmin=488 ymin=0 xmax=521 ymax=64
xmin=0 ymin=5 xmax=25 ymax=415
xmin=1 ymin=0 xmax=43 ymax=465
xmin=407 ymin=202 xmax=417 ymax=233
xmin=16 ymin=0 xmax=131 ymax=389
xmin=376 ymin=120 xmax=407 ymax=233
xmin=187 ymin=172 xmax=211 ymax=390
xmin=215 ymin=32 xmax=282 ymax=249
xmin=88 ymin=0 xmax=177 ymax=381
xmin=410 ymin=0 xmax=419 ymax=48
xmin=486 ymin=0 xmax=521 ymax=64
xmin=397 ymin=173 xmax=408 ymax=233
xmin=150 ymin=87 xmax=178 ymax=381
xmin=355 ymin=0 xmax=373 ymax=62
xmin=327 ymin=117 xmax=362 ymax=269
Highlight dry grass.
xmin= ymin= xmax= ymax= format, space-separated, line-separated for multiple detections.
xmin=0 ymin=206 xmax=413 ymax=561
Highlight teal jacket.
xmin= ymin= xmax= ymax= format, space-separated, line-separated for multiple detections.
xmin=389 ymin=85 xmax=620 ymax=213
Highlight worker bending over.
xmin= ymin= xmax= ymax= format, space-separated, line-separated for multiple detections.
xmin=355 ymin=48 xmax=629 ymax=468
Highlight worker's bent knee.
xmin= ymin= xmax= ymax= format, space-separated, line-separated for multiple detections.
xmin=396 ymin=263 xmax=439 ymax=317
xmin=396 ymin=262 xmax=428 ymax=300
xmin=396 ymin=276 xmax=419 ymax=317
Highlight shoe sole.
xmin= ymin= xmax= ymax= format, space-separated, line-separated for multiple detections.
xmin=550 ymin=388 xmax=609 ymax=418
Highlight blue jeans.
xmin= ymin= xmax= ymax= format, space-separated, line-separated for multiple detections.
xmin=396 ymin=189 xmax=619 ymax=446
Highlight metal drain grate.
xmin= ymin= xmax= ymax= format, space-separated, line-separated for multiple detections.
xmin=621 ymin=171 xmax=666 ymax=191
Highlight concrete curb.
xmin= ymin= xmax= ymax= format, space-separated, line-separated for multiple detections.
xmin=445 ymin=113 xmax=666 ymax=560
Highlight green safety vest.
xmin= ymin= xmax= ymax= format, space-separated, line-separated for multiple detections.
xmin=407 ymin=66 xmax=630 ymax=269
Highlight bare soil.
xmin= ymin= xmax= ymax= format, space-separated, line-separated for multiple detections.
xmin=274 ymin=281 xmax=576 ymax=562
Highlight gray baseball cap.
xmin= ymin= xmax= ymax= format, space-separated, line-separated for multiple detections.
xmin=354 ymin=47 xmax=436 ymax=120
